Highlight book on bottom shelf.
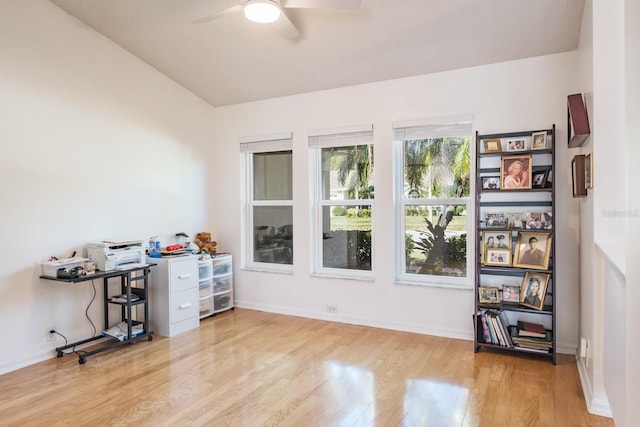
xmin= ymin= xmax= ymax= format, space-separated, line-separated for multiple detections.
xmin=103 ymin=321 xmax=144 ymax=341
xmin=477 ymin=309 xmax=513 ymax=347
xmin=508 ymin=325 xmax=552 ymax=352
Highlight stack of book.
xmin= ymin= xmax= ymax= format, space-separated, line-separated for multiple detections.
xmin=477 ymin=309 xmax=513 ymax=347
xmin=508 ymin=321 xmax=553 ymax=353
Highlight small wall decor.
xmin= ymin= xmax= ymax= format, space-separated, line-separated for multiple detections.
xmin=571 ymin=154 xmax=587 ymax=197
xmin=567 ymin=94 xmax=591 ymax=147
xmin=585 ymin=152 xmax=593 ymax=189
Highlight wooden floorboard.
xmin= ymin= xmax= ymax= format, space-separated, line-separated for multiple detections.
xmin=0 ymin=309 xmax=614 ymax=426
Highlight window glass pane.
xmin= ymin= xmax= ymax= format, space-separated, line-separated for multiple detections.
xmin=321 ymin=145 xmax=374 ymax=201
xmin=403 ymin=137 xmax=470 ymax=199
xmin=253 ymin=151 xmax=292 ymax=201
xmin=254 ymin=206 xmax=293 ymax=265
xmin=322 ymin=205 xmax=371 ymax=270
xmin=404 ymin=204 xmax=467 ymax=277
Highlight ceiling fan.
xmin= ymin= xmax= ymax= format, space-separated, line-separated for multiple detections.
xmin=193 ymin=0 xmax=362 ymax=40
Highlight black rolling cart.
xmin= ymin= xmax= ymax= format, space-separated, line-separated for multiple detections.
xmin=41 ymin=264 xmax=155 ymax=364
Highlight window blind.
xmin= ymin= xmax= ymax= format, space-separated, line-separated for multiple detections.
xmin=308 ymin=124 xmax=373 ymax=148
xmin=393 ymin=116 xmax=472 ymax=140
xmin=240 ymin=132 xmax=292 ymax=153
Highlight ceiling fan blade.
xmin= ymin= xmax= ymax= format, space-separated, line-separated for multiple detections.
xmin=271 ymin=11 xmax=301 ymax=40
xmin=192 ymin=4 xmax=243 ymax=24
xmin=282 ymin=0 xmax=361 ymax=9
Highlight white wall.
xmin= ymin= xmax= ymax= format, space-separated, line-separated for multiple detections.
xmin=576 ymin=0 xmax=640 ymax=424
xmin=0 ymin=0 xmax=216 ymax=373
xmin=210 ymin=53 xmax=583 ymax=353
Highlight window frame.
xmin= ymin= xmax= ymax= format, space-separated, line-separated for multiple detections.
xmin=309 ymin=125 xmax=375 ymax=280
xmin=393 ymin=117 xmax=473 ymax=288
xmin=241 ymin=133 xmax=293 ymax=273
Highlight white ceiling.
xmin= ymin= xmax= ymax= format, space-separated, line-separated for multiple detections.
xmin=49 ymin=0 xmax=585 ymax=107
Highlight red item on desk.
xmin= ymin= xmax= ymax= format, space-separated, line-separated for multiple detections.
xmin=165 ymin=244 xmax=183 ymax=252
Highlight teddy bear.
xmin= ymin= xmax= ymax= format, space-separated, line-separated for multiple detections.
xmin=194 ymin=232 xmax=217 ymax=254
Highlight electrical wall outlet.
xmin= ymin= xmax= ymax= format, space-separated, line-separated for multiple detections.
xmin=326 ymin=305 xmax=337 ymax=313
xmin=47 ymin=328 xmax=56 ymax=342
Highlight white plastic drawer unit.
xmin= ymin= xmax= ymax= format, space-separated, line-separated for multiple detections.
xmin=170 ymin=259 xmax=199 ymax=293
xmin=214 ymin=292 xmax=233 ymax=312
xmin=212 ymin=273 xmax=232 ymax=294
xmin=211 ymin=255 xmax=232 ymax=276
xmin=198 ymin=260 xmax=213 ymax=281
xmin=199 ymin=281 xmax=213 ymax=298
xmin=199 ymin=297 xmax=213 ymax=317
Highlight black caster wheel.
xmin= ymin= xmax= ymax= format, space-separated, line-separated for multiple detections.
xmin=57 ymin=351 xmax=63 ymax=358
xmin=148 ymin=335 xmax=153 ymax=341
xmin=79 ymin=357 xmax=86 ymax=365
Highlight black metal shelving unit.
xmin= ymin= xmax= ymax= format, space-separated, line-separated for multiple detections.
xmin=474 ymin=125 xmax=557 ymax=364
xmin=41 ymin=264 xmax=155 ymax=364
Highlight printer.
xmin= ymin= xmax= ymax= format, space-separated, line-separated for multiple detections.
xmin=86 ymin=240 xmax=146 ymax=271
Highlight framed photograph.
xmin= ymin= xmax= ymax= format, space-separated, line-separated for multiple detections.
xmin=502 ymin=285 xmax=520 ymax=303
xmin=485 ymin=249 xmax=512 ymax=267
xmin=481 ymin=175 xmax=500 ymax=190
xmin=525 ymin=212 xmax=552 ymax=230
xmin=483 ymin=212 xmax=508 ymax=228
xmin=585 ymin=152 xmax=593 ymax=189
xmin=483 ymin=138 xmax=502 ymax=153
xmin=519 ymin=272 xmax=550 ymax=310
xmin=506 ymin=139 xmax=526 ymax=151
xmin=544 ymin=169 xmax=553 ymax=188
xmin=478 ymin=287 xmax=500 ymax=304
xmin=513 ymin=231 xmax=552 ymax=270
xmin=501 ymin=155 xmax=532 ymax=190
xmin=506 ymin=213 xmax=526 ymax=229
xmin=531 ymin=131 xmax=547 ymax=150
xmin=482 ymin=230 xmax=512 ymax=251
xmin=531 ymin=169 xmax=549 ymax=188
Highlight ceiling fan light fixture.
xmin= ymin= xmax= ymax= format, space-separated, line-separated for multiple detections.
xmin=244 ymin=0 xmax=281 ymax=24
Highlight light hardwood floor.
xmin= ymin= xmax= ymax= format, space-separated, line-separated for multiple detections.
xmin=0 ymin=309 xmax=614 ymax=426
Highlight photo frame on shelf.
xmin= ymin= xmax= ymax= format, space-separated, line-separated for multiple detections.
xmin=519 ymin=272 xmax=550 ymax=311
xmin=478 ymin=287 xmax=501 ymax=304
xmin=485 ymin=249 xmax=512 ymax=267
xmin=544 ymin=169 xmax=553 ymax=188
xmin=572 ymin=154 xmax=587 ymax=197
xmin=525 ymin=212 xmax=553 ymax=230
xmin=532 ymin=169 xmax=548 ymax=188
xmin=506 ymin=213 xmax=526 ymax=229
xmin=502 ymin=285 xmax=520 ymax=303
xmin=513 ymin=231 xmax=552 ymax=270
xmin=482 ymin=230 xmax=512 ymax=252
xmin=585 ymin=152 xmax=593 ymax=189
xmin=481 ymin=175 xmax=500 ymax=190
xmin=483 ymin=212 xmax=508 ymax=228
xmin=483 ymin=139 xmax=502 ymax=153
xmin=506 ymin=139 xmax=526 ymax=151
xmin=501 ymin=154 xmax=532 ymax=190
xmin=531 ymin=131 xmax=547 ymax=150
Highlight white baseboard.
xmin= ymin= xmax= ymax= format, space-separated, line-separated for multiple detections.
xmin=235 ymin=301 xmax=473 ymax=341
xmin=576 ymin=354 xmax=613 ymax=418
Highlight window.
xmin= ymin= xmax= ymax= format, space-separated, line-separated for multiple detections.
xmin=309 ymin=125 xmax=374 ymax=277
xmin=241 ymin=134 xmax=293 ymax=270
xmin=394 ymin=117 xmax=472 ymax=286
